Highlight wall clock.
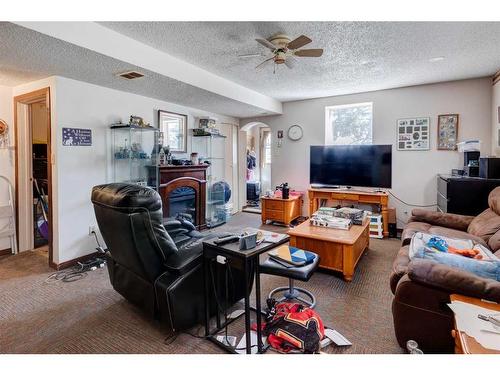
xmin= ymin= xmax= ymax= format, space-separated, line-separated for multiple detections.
xmin=287 ymin=124 xmax=303 ymax=141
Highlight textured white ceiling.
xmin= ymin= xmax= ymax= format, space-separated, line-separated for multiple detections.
xmin=100 ymin=21 xmax=500 ymax=102
xmin=3 ymin=22 xmax=500 ymax=118
xmin=0 ymin=22 xmax=267 ymax=117
xmin=0 ymin=66 xmax=46 ymax=87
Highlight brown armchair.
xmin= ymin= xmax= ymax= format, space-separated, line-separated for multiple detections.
xmin=390 ymin=187 xmax=500 ymax=353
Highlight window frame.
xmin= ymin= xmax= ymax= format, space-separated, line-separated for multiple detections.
xmin=158 ymin=110 xmax=187 ymax=153
xmin=324 ymin=102 xmax=373 ymax=145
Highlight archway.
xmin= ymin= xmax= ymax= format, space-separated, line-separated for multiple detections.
xmin=240 ymin=122 xmax=272 ymax=214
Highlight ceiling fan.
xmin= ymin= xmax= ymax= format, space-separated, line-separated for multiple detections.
xmin=239 ymin=34 xmax=323 ymax=73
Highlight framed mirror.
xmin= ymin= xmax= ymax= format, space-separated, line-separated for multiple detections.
xmin=158 ymin=110 xmax=187 ymax=153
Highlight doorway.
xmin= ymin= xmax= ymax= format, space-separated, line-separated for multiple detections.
xmin=14 ymin=88 xmax=53 ymax=265
xmin=241 ymin=122 xmax=272 ymax=214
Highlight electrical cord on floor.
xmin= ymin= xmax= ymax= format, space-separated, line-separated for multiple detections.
xmin=45 ymin=264 xmax=88 ymax=283
xmin=45 ymin=258 xmax=106 ymax=283
xmin=163 ymin=325 xmax=207 ymax=345
xmin=45 ymin=232 xmax=106 ymax=283
xmin=387 ymin=190 xmax=437 ymax=208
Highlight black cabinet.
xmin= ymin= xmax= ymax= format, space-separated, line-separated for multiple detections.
xmin=437 ymin=174 xmax=500 ymax=216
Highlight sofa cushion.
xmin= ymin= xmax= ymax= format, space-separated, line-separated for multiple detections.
xmin=409 ymin=209 xmax=474 ymax=231
xmin=489 ymin=231 xmax=500 ymax=254
xmin=408 ymin=259 xmax=500 ymax=302
xmin=390 ymin=245 xmax=411 ymax=294
xmin=467 ymin=208 xmax=500 ymax=243
xmin=402 ymin=222 xmax=432 ymax=246
xmin=488 ymin=186 xmax=500 ymax=215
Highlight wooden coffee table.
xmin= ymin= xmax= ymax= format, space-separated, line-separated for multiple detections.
xmin=287 ymin=219 xmax=369 ymax=281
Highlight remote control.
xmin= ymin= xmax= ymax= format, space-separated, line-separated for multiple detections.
xmin=217 ymin=233 xmax=233 ymax=239
xmin=214 ymin=235 xmax=240 ymax=245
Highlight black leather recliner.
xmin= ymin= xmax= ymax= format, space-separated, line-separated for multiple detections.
xmin=91 ymin=183 xmax=249 ymax=332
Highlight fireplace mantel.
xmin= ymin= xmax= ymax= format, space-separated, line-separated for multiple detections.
xmin=157 ymin=164 xmax=209 ymax=230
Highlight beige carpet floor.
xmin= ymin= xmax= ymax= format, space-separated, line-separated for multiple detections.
xmin=0 ymin=212 xmax=404 ymax=354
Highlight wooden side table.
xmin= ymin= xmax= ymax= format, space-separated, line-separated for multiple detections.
xmin=261 ymin=195 xmax=303 ymax=226
xmin=202 ymin=232 xmax=289 ymax=354
xmin=450 ymin=294 xmax=500 ymax=354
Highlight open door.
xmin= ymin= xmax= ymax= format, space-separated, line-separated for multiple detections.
xmin=14 ymin=87 xmax=53 ymax=265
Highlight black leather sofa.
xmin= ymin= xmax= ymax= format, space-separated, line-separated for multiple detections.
xmin=91 ymin=183 xmax=249 ymax=332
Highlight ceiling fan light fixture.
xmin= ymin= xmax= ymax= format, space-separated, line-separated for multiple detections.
xmin=252 ymin=34 xmax=324 ymax=72
xmin=274 ymin=51 xmax=287 ymax=64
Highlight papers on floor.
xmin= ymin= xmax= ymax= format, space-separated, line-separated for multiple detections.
xmin=448 ymin=300 xmax=500 ymax=351
xmin=235 ymin=331 xmax=267 ymax=354
xmin=321 ymin=328 xmax=352 ymax=348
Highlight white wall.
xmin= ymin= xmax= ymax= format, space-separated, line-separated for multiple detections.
xmin=0 ymin=85 xmax=14 ymax=250
xmin=241 ymin=78 xmax=493 ymax=227
xmin=492 ymin=81 xmax=500 ymax=156
xmin=54 ymin=76 xmax=238 ymax=263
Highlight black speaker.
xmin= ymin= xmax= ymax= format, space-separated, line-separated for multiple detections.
xmin=479 ymin=157 xmax=500 ymax=179
xmin=388 ymin=223 xmax=398 ymax=238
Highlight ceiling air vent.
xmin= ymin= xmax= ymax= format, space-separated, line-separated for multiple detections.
xmin=117 ymin=71 xmax=144 ymax=80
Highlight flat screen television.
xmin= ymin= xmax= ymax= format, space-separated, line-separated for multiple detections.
xmin=310 ymin=145 xmax=392 ymax=188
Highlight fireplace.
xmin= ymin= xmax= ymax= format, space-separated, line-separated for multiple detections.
xmin=157 ymin=165 xmax=208 ymax=230
xmin=168 ymin=186 xmax=196 ymax=223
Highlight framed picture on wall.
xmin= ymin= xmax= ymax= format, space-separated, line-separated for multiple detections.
xmin=397 ymin=117 xmax=430 ymax=151
xmin=437 ymin=114 xmax=459 ymax=151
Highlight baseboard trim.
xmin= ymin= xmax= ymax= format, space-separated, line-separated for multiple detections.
xmin=50 ymin=251 xmax=100 ymax=270
xmin=0 ymin=248 xmax=12 ymax=256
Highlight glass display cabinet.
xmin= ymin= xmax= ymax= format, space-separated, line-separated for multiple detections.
xmin=191 ymin=132 xmax=230 ymax=228
xmin=110 ymin=125 xmax=160 ymax=189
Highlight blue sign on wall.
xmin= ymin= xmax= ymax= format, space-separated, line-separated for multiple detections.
xmin=62 ymin=127 xmax=92 ymax=146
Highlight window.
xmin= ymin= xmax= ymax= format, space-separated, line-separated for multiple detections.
xmin=158 ymin=110 xmax=187 ymax=153
xmin=325 ymin=102 xmax=373 ymax=145
xmin=262 ymin=130 xmax=271 ymax=164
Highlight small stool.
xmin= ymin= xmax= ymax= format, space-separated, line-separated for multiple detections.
xmin=260 ymin=252 xmax=320 ymax=308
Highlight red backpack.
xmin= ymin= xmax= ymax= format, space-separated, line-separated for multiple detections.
xmin=263 ymin=301 xmax=325 ymax=353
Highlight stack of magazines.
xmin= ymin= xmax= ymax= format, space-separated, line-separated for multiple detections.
xmin=333 ymin=207 xmax=365 ymax=223
xmin=310 ymin=215 xmax=352 ymax=230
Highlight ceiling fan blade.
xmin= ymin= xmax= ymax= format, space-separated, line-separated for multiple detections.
xmin=287 ymin=35 xmax=312 ymax=50
xmin=255 ymin=57 xmax=274 ymax=69
xmin=284 ymin=56 xmax=297 ymax=69
xmin=255 ymin=38 xmax=276 ymax=51
xmin=238 ymin=53 xmax=264 ymax=58
xmin=294 ymin=49 xmax=324 ymax=57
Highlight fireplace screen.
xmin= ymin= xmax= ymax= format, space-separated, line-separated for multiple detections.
xmin=168 ymin=186 xmax=196 ymax=224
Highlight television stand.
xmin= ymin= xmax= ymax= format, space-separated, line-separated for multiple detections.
xmin=308 ymin=187 xmax=389 ymax=237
